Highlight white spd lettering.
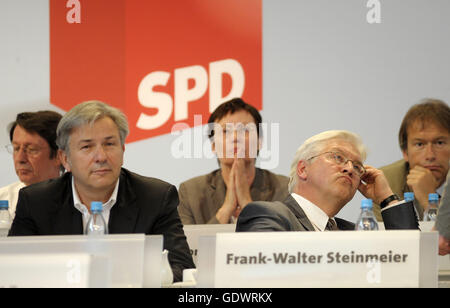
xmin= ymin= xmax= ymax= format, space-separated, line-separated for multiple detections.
xmin=137 ymin=59 xmax=245 ymax=130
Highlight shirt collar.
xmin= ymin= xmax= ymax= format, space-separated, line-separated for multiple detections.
xmin=291 ymin=193 xmax=335 ymax=231
xmin=71 ymin=176 xmax=120 ymax=212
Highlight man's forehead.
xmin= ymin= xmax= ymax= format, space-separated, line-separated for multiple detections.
xmin=12 ymin=125 xmax=48 ymax=146
xmin=408 ymin=119 xmax=450 ymax=136
xmin=324 ymin=141 xmax=362 ymax=161
xmin=216 ymin=110 xmax=256 ymax=125
xmin=70 ymin=118 xmax=120 ymax=140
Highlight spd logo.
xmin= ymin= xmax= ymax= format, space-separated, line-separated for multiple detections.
xmin=50 ymin=0 xmax=262 ymax=143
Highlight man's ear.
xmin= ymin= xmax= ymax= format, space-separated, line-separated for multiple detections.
xmin=296 ymin=159 xmax=308 ymax=181
xmin=58 ymin=149 xmax=71 ymax=172
xmin=402 ymin=149 xmax=409 ymax=163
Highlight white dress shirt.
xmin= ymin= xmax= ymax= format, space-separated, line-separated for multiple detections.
xmin=0 ymin=181 xmax=25 ymax=220
xmin=72 ymin=178 xmax=119 ymax=232
xmin=290 ymin=193 xmax=337 ymax=231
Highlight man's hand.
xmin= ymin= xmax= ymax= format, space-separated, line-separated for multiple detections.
xmin=358 ymin=165 xmax=395 ymax=205
xmin=233 ymin=159 xmax=253 ymax=213
xmin=407 ymin=166 xmax=439 ymax=210
xmin=439 ymin=235 xmax=450 ymax=256
xmin=216 ymin=162 xmax=238 ymax=224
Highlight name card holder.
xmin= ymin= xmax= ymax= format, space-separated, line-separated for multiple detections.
xmin=198 ymin=230 xmax=438 ymax=288
xmin=183 ymin=224 xmax=235 ymax=266
xmin=0 ymin=234 xmax=148 ymax=288
xmin=0 ymin=253 xmax=109 ymax=288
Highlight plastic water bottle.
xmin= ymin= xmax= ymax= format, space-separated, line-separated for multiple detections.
xmin=424 ymin=193 xmax=439 ymax=222
xmin=160 ymin=249 xmax=174 ymax=287
xmin=0 ymin=200 xmax=12 ymax=237
xmin=404 ymin=192 xmax=414 ymax=203
xmin=85 ymin=201 xmax=108 ymax=235
xmin=355 ymin=199 xmax=379 ymax=231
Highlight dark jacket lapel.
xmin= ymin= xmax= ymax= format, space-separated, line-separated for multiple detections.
xmin=51 ymin=173 xmax=83 ymax=235
xmin=108 ymin=169 xmax=139 ymax=234
xmin=282 ymin=195 xmax=315 ymax=231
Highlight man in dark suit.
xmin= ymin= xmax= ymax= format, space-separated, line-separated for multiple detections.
xmin=237 ymin=130 xmax=401 ymax=232
xmin=9 ymin=101 xmax=194 ymax=282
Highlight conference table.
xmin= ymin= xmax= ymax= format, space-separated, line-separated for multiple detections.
xmin=0 ymin=222 xmax=448 ymax=288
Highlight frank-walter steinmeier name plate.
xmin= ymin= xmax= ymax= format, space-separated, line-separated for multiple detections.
xmin=213 ymin=230 xmax=437 ymax=288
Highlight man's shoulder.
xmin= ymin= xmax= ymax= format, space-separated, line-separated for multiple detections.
xmin=122 ymin=169 xmax=174 ymax=192
xmin=243 ymin=200 xmax=292 ymax=218
xmin=380 ymin=159 xmax=408 ymax=174
xmin=259 ymin=168 xmax=289 ymax=184
xmin=380 ymin=159 xmax=408 ymax=185
xmin=21 ymin=174 xmax=69 ymax=196
xmin=179 ymin=169 xmax=221 ymax=188
xmin=0 ymin=181 xmax=25 ymax=194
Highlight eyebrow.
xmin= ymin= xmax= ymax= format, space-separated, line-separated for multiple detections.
xmin=78 ymin=136 xmax=118 ymax=144
xmin=411 ymin=136 xmax=448 ymax=141
xmin=329 ymin=148 xmax=363 ymax=163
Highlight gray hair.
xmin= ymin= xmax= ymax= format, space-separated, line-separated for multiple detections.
xmin=288 ymin=130 xmax=367 ymax=193
xmin=56 ymin=101 xmax=129 ymax=153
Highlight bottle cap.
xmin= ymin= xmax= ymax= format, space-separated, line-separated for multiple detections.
xmin=428 ymin=193 xmax=439 ymax=201
xmin=361 ymin=199 xmax=373 ymax=209
xmin=91 ymin=201 xmax=103 ymax=212
xmin=0 ymin=200 xmax=8 ymax=209
xmin=404 ymin=192 xmax=414 ymax=202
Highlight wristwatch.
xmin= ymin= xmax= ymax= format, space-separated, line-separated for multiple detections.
xmin=380 ymin=194 xmax=400 ymax=209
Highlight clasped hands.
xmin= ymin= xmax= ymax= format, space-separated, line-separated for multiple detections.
xmin=216 ymin=159 xmax=253 ymax=224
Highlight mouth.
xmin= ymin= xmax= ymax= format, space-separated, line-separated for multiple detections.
xmin=92 ymin=169 xmax=112 ymax=176
xmin=338 ymin=176 xmax=353 ymax=185
xmin=424 ymin=165 xmax=441 ymax=171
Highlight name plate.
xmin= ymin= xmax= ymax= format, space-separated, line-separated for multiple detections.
xmin=213 ymin=231 xmax=437 ymax=288
xmin=183 ymin=224 xmax=235 ymax=266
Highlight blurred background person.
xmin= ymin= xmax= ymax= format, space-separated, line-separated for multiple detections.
xmin=178 ymin=98 xmax=289 ymax=224
xmin=375 ymin=99 xmax=450 ymax=221
xmin=0 ymin=111 xmax=63 ymax=219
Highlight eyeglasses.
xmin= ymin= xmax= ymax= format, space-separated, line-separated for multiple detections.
xmin=307 ymin=151 xmax=366 ymax=178
xmin=5 ymin=144 xmax=42 ymax=157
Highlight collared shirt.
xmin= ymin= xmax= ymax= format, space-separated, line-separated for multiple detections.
xmin=291 ymin=193 xmax=337 ymax=231
xmin=72 ymin=177 xmax=120 ymax=232
xmin=0 ymin=181 xmax=25 ymax=220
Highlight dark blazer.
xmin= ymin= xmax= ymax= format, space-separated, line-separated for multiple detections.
xmin=9 ymin=168 xmax=195 ymax=282
xmin=236 ymin=194 xmax=355 ymax=232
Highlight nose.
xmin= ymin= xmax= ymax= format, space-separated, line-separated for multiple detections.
xmin=424 ymin=143 xmax=436 ymax=161
xmin=93 ymin=145 xmax=107 ymax=162
xmin=15 ymin=147 xmax=29 ymax=164
xmin=342 ymin=160 xmax=355 ymax=176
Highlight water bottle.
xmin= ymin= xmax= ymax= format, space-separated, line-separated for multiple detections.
xmin=424 ymin=193 xmax=439 ymax=222
xmin=0 ymin=200 xmax=12 ymax=237
xmin=355 ymin=199 xmax=379 ymax=231
xmin=160 ymin=249 xmax=174 ymax=287
xmin=85 ymin=201 xmax=108 ymax=235
xmin=404 ymin=192 xmax=414 ymax=203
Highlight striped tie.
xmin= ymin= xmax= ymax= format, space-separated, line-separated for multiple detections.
xmin=325 ymin=218 xmax=339 ymax=231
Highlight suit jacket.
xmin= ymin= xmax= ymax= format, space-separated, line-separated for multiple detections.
xmin=437 ymin=170 xmax=450 ymax=239
xmin=178 ymin=168 xmax=290 ymax=224
xmin=9 ymin=168 xmax=195 ymax=282
xmin=236 ymin=194 xmax=355 ymax=232
xmin=376 ymin=159 xmax=424 ymax=221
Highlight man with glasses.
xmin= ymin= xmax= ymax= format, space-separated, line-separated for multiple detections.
xmin=0 ymin=111 xmax=63 ymax=219
xmin=236 ymin=130 xmax=399 ymax=232
xmin=374 ymin=99 xmax=450 ymax=221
